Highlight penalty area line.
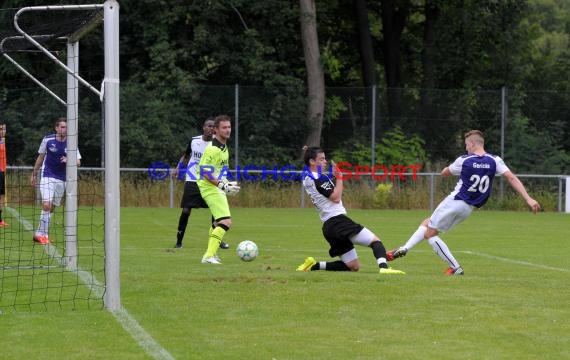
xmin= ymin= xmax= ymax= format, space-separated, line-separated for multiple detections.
xmin=460 ymin=250 xmax=570 ymax=273
xmin=7 ymin=207 xmax=175 ymax=360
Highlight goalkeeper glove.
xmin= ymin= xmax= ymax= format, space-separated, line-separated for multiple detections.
xmin=217 ymin=178 xmax=240 ymax=195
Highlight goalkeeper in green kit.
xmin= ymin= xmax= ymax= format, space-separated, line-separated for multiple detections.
xmin=197 ymin=115 xmax=240 ymax=264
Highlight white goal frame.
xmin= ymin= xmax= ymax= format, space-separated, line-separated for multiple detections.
xmin=1 ymin=1 xmax=120 ymax=310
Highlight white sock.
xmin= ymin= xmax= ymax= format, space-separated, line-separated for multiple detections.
xmin=428 ymin=236 xmax=460 ymax=268
xmin=376 ymin=257 xmax=387 ymax=266
xmin=319 ymin=261 xmax=326 ymax=270
xmin=38 ymin=210 xmax=51 ymax=236
xmin=403 ymin=225 xmax=427 ymax=251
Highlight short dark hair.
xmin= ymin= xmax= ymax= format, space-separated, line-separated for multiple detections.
xmin=55 ymin=117 xmax=67 ymax=127
xmin=302 ymin=145 xmax=324 ymax=166
xmin=214 ymin=115 xmax=231 ymax=128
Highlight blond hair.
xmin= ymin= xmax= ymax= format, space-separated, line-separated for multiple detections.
xmin=464 ymin=130 xmax=484 ymax=145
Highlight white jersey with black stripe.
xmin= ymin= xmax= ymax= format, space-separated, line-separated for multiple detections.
xmin=185 ymin=135 xmax=210 ymax=182
xmin=302 ymin=171 xmax=346 ymax=222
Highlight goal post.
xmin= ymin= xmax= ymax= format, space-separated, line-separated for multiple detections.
xmin=0 ymin=1 xmax=120 ymax=310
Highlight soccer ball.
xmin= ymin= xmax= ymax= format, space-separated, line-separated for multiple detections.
xmin=236 ymin=240 xmax=258 ymax=262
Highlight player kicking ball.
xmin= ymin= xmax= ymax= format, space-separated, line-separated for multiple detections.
xmin=387 ymin=130 xmax=540 ymax=275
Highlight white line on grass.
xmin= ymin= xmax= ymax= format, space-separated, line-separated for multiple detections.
xmin=7 ymin=207 xmax=175 ymax=360
xmin=460 ymin=250 xmax=570 ymax=273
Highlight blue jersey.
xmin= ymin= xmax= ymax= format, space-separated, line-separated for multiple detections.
xmin=448 ymin=153 xmax=509 ymax=208
xmin=38 ymin=134 xmax=81 ymax=181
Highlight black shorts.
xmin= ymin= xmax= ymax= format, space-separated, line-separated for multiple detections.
xmin=180 ymin=181 xmax=208 ymax=209
xmin=322 ymin=214 xmax=364 ymax=258
xmin=0 ymin=171 xmax=5 ymax=196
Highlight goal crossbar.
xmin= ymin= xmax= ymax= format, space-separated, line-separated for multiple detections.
xmin=8 ymin=5 xmax=104 ymax=99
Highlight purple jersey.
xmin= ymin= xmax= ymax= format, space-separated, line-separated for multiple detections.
xmin=38 ymin=134 xmax=81 ymax=181
xmin=448 ymin=153 xmax=509 ymax=208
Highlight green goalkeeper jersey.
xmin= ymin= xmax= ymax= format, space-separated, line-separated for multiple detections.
xmin=197 ymin=138 xmax=230 ymax=196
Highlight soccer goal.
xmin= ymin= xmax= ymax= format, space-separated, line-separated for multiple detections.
xmin=0 ymin=1 xmax=120 ymax=311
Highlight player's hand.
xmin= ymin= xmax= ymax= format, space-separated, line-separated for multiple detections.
xmin=527 ymin=198 xmax=540 ymax=213
xmin=218 ymin=178 xmax=240 ymax=195
xmin=330 ymin=159 xmax=339 ymax=178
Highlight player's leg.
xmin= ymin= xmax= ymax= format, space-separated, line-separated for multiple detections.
xmin=296 ymin=253 xmax=354 ymax=272
xmin=175 ymin=208 xmax=190 ymax=248
xmin=423 ymin=199 xmax=472 ymax=274
xmin=201 ymin=192 xmax=231 ymax=264
xmin=210 ymin=215 xmax=229 ymax=250
xmin=350 ymin=227 xmax=406 ymax=274
xmin=387 ymin=219 xmax=429 ymax=261
xmin=34 ymin=177 xmax=56 ymax=244
xmin=297 ymin=217 xmax=354 ymax=271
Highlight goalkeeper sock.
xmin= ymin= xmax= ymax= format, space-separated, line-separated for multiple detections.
xmin=204 ymin=225 xmax=227 ymax=258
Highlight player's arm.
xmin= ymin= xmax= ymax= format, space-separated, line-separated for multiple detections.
xmin=30 ymin=153 xmax=45 ymax=186
xmin=440 ymin=167 xmax=452 ymax=177
xmin=328 ymin=160 xmax=343 ymax=203
xmin=173 ymin=142 xmax=191 ymax=178
xmin=441 ymin=156 xmax=462 ymax=178
xmin=503 ymin=170 xmax=541 ymax=213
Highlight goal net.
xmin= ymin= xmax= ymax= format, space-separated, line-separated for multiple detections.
xmin=0 ymin=1 xmax=120 ymax=311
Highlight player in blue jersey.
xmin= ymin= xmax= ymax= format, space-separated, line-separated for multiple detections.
xmin=30 ymin=118 xmax=81 ymax=245
xmin=296 ymin=146 xmax=405 ymax=275
xmin=171 ymin=117 xmax=229 ymax=250
xmin=387 ymin=130 xmax=540 ymax=275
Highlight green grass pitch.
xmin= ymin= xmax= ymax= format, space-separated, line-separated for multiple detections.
xmin=1 ymin=208 xmax=569 ymax=359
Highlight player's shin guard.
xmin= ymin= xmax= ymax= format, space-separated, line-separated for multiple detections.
xmin=205 ymin=225 xmax=227 ymax=257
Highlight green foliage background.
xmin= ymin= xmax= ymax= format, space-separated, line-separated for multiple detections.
xmin=0 ymin=0 xmax=568 ymax=173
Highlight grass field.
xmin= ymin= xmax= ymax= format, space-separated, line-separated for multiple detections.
xmin=1 ymin=207 xmax=569 ymax=359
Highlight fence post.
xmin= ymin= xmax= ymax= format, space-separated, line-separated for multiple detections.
xmin=169 ymin=175 xmax=174 ymax=208
xmin=429 ymin=173 xmax=435 ymax=211
xmin=371 ymin=85 xmax=376 ymax=167
xmin=500 ymin=86 xmax=508 ymax=199
xmin=564 ymin=176 xmax=570 ymax=214
xmin=234 ymin=83 xmax=239 ymax=169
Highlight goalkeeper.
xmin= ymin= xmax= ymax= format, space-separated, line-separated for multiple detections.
xmin=197 ymin=115 xmax=240 ymax=264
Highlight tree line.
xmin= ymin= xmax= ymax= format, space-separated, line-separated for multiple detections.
xmin=0 ymin=0 xmax=568 ymax=174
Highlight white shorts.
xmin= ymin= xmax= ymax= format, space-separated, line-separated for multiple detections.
xmin=339 ymin=227 xmax=376 ymax=263
xmin=39 ymin=176 xmax=65 ymax=206
xmin=428 ymin=196 xmax=473 ymax=233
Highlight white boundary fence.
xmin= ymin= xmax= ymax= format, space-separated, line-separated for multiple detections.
xmin=9 ymin=166 xmax=569 ymax=213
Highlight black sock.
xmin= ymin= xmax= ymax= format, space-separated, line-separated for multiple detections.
xmin=322 ymin=260 xmax=350 ymax=271
xmin=177 ymin=211 xmax=190 ymax=242
xmin=371 ymin=241 xmax=388 ymax=268
xmin=0 ymin=209 xmax=3 ymax=221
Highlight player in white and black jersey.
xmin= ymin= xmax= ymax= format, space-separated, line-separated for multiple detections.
xmin=296 ymin=146 xmax=405 ymax=275
xmin=388 ymin=130 xmax=540 ymax=275
xmin=172 ymin=118 xmax=229 ymax=250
